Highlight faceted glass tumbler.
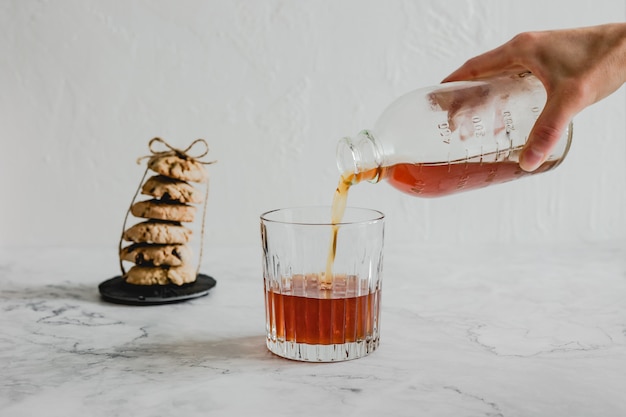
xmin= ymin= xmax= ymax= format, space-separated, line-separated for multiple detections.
xmin=260 ymin=206 xmax=385 ymax=362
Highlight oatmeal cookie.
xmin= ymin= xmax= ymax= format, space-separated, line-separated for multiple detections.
xmin=147 ymin=154 xmax=207 ymax=183
xmin=120 ymin=243 xmax=192 ymax=267
xmin=131 ymin=199 xmax=196 ymax=222
xmin=141 ymin=175 xmax=203 ymax=203
xmin=125 ymin=264 xmax=197 ymax=286
xmin=122 ymin=220 xmax=192 ymax=244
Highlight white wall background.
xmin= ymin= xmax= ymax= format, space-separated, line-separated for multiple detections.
xmin=1 ymin=0 xmax=625 ymax=250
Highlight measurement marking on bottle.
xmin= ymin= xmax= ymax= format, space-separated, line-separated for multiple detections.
xmin=485 ymin=167 xmax=498 ymax=183
xmin=410 ymin=179 xmax=426 ymax=194
xmin=472 ymin=116 xmax=485 ymax=137
xmin=438 ymin=121 xmax=452 ymax=144
xmin=457 ymin=174 xmax=469 ymax=189
xmin=532 ymin=106 xmax=540 ymax=120
xmin=503 ymin=111 xmax=514 ymax=133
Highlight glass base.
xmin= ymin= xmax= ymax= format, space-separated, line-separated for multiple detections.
xmin=266 ymin=337 xmax=379 ymax=362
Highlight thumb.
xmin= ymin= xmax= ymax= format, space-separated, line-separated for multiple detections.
xmin=520 ymin=95 xmax=576 ymax=172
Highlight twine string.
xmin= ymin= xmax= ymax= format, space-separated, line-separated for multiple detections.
xmin=196 ymin=177 xmax=210 ymax=276
xmin=118 ymin=165 xmax=150 ymax=276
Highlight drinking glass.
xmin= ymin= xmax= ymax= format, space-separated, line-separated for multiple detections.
xmin=260 ymin=206 xmax=384 ymax=362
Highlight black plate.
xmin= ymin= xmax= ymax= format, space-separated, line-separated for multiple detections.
xmin=98 ymin=273 xmax=217 ymax=306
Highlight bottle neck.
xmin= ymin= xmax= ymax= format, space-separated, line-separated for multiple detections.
xmin=336 ymin=130 xmax=385 ymax=184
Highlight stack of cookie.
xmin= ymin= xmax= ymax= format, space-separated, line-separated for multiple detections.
xmin=120 ymin=152 xmax=208 ymax=286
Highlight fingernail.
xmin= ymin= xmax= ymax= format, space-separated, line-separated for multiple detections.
xmin=520 ymin=147 xmax=544 ymax=172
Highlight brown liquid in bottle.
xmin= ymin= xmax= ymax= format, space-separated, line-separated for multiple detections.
xmin=383 ymin=159 xmax=558 ymax=197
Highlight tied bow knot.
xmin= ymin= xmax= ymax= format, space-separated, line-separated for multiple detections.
xmin=137 ymin=137 xmax=216 ymax=165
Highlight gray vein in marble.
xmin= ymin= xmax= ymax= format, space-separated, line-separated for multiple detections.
xmin=443 ymin=385 xmax=504 ymax=417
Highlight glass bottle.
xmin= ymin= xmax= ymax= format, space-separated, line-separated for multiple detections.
xmin=336 ymin=73 xmax=573 ymax=197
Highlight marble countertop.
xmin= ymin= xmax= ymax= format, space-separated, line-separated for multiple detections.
xmin=1 ymin=241 xmax=625 ymax=417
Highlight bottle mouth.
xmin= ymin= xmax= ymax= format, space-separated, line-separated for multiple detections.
xmin=336 ymin=131 xmax=383 ymax=183
xmin=336 ymin=137 xmax=359 ymax=177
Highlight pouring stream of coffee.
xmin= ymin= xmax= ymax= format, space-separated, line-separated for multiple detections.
xmin=324 ymin=168 xmax=382 ymax=287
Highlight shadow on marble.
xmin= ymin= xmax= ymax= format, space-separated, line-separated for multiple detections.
xmin=0 ymin=282 xmax=102 ymax=304
xmin=113 ymin=334 xmax=285 ymax=372
xmin=138 ymin=335 xmax=267 ymax=358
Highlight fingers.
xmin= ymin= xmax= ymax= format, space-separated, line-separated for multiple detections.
xmin=519 ymin=94 xmax=577 ymax=172
xmin=519 ymin=125 xmax=562 ymax=172
xmin=442 ymin=44 xmax=526 ymax=83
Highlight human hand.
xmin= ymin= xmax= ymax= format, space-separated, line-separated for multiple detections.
xmin=442 ymin=23 xmax=626 ymax=171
